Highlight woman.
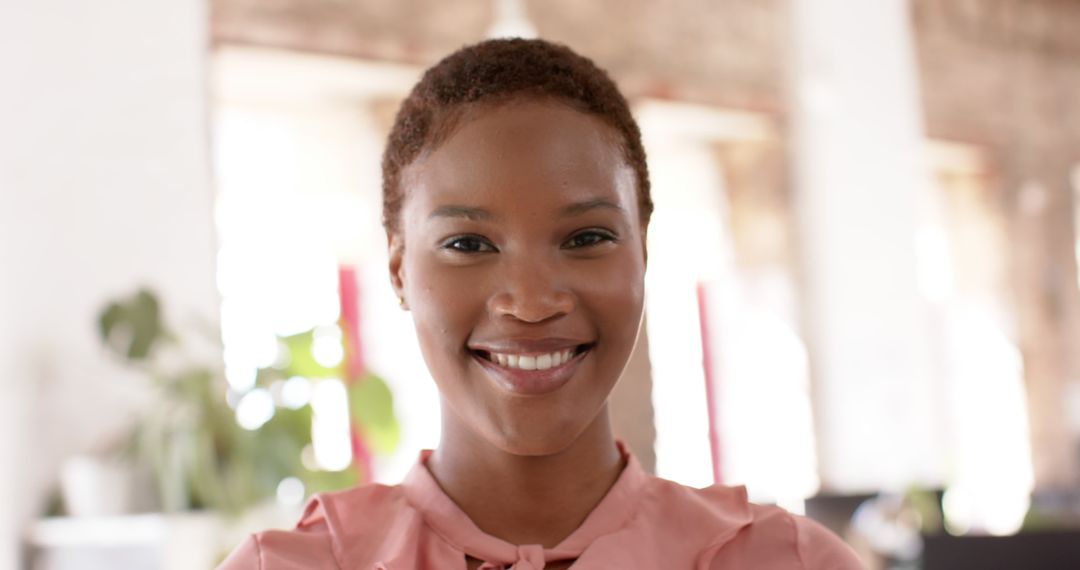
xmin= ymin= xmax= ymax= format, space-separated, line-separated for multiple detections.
xmin=220 ymin=38 xmax=863 ymax=569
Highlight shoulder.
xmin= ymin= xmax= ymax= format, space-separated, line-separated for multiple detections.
xmin=639 ymin=478 xmax=863 ymax=569
xmin=788 ymin=513 xmax=866 ymax=569
xmin=216 ymin=483 xmax=409 ymax=570
xmin=705 ymin=498 xmax=864 ymax=569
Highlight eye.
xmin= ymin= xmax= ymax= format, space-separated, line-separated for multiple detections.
xmin=563 ymin=229 xmax=617 ymax=250
xmin=441 ymin=235 xmax=497 ymax=254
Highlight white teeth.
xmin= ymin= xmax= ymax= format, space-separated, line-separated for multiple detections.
xmin=485 ymin=348 xmax=583 ymax=370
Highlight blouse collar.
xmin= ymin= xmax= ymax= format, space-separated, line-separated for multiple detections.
xmin=398 ymin=441 xmax=649 ymax=567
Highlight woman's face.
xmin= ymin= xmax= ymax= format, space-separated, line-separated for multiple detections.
xmin=389 ymin=99 xmax=646 ymax=456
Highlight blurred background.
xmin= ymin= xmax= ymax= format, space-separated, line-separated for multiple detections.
xmin=3 ymin=0 xmax=1080 ymax=568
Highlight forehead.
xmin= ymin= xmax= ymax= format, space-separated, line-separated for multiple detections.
xmin=400 ymin=100 xmax=638 ymax=221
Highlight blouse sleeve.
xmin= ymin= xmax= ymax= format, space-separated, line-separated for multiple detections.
xmin=216 ymin=534 xmax=262 ymax=570
xmin=793 ymin=516 xmax=865 ymax=569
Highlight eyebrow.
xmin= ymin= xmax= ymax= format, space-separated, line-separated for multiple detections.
xmin=427 ymin=198 xmax=625 ymax=221
xmin=428 ymin=205 xmax=495 ymax=221
xmin=560 ymin=198 xmax=625 ymax=217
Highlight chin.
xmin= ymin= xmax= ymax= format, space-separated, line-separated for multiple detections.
xmin=485 ymin=419 xmax=586 ymax=457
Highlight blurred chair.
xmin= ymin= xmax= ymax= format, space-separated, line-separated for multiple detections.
xmin=804 ymin=491 xmax=878 ymax=536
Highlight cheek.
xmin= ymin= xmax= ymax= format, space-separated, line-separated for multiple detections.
xmin=599 ymin=286 xmax=645 ymax=364
xmin=575 ymin=254 xmax=646 ymax=372
xmin=404 ymin=254 xmax=484 ymax=359
xmin=578 ymin=253 xmax=645 ymax=321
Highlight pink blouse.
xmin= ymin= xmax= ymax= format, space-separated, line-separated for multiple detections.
xmin=219 ymin=446 xmax=863 ymax=569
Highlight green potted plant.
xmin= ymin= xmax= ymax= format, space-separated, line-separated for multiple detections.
xmin=95 ymin=288 xmax=399 ymax=515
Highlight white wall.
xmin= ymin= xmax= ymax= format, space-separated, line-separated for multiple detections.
xmin=0 ymin=1 xmax=218 ymax=567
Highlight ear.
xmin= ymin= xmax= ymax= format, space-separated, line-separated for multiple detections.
xmin=387 ymin=232 xmax=408 ymax=310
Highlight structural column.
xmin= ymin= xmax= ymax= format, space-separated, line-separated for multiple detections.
xmin=1010 ymin=152 xmax=1080 ymax=490
xmin=787 ymin=0 xmax=945 ymax=490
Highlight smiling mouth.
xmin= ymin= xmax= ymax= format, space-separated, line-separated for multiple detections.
xmin=470 ymin=344 xmax=593 ymax=371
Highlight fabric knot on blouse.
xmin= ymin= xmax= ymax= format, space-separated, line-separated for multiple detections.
xmin=474 ymin=544 xmax=544 ymax=569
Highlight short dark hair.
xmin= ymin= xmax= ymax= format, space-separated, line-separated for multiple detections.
xmin=381 ymin=38 xmax=652 ymax=234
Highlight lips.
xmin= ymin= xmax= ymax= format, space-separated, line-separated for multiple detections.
xmin=467 ymin=340 xmax=594 ymax=395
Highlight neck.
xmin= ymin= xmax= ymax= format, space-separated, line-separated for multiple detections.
xmin=426 ymin=404 xmax=625 ymax=548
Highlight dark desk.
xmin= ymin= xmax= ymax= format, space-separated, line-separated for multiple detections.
xmin=922 ymin=531 xmax=1080 ymax=570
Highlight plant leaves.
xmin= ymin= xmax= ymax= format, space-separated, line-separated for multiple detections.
xmin=126 ymin=290 xmax=163 ymax=359
xmin=97 ymin=288 xmax=167 ymax=360
xmin=97 ymin=302 xmax=123 ymax=343
xmin=279 ymin=330 xmax=342 ymax=379
xmin=347 ymin=373 xmax=400 ymax=455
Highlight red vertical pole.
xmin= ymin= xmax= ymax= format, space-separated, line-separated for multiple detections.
xmin=696 ymin=281 xmax=723 ymax=485
xmin=337 ymin=265 xmax=364 ymax=380
xmin=338 ymin=265 xmax=373 ymax=482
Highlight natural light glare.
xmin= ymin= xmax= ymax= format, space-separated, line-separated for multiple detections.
xmin=915 ymin=225 xmax=954 ymax=303
xmin=704 ymin=274 xmax=819 ymax=509
xmin=312 ymin=325 xmax=345 ymax=368
xmin=276 ymin=477 xmax=306 ymax=507
xmin=279 ymin=376 xmax=312 ymax=410
xmin=310 ymin=379 xmax=353 ymax=471
xmin=300 ymin=444 xmax=319 ymax=472
xmin=235 ymin=388 xmax=276 ymax=431
xmin=941 ymin=305 xmax=1033 ymax=536
xmin=223 ymin=361 xmax=257 ymax=392
xmin=214 ymin=105 xmax=343 ymax=385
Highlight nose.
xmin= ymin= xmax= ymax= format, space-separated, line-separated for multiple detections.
xmin=487 ymin=255 xmax=575 ymax=323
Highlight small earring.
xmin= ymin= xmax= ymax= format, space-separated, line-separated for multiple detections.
xmin=398 ymin=296 xmax=408 ymax=310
